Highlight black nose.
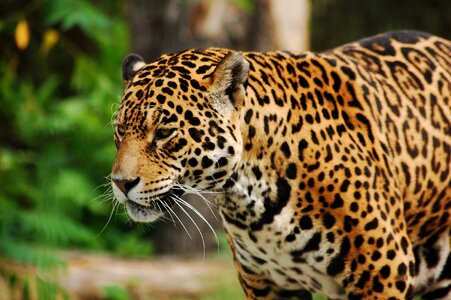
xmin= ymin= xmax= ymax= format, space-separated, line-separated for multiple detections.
xmin=113 ymin=177 xmax=140 ymax=195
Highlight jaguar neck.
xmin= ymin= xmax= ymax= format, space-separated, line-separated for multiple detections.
xmin=220 ymin=82 xmax=297 ymax=214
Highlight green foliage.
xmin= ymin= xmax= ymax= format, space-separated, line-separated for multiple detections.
xmin=199 ymin=281 xmax=245 ymax=300
xmin=232 ymin=0 xmax=255 ymax=13
xmin=0 ymin=0 xmax=153 ymax=296
xmin=110 ymin=231 xmax=155 ymax=258
xmin=102 ymin=285 xmax=132 ymax=300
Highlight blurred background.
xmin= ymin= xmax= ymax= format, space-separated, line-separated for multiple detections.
xmin=0 ymin=0 xmax=449 ymax=299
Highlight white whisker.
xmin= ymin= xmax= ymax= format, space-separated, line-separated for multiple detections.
xmin=174 ymin=183 xmax=219 ymax=221
xmin=175 ymin=182 xmax=222 ymax=195
xmin=173 ymin=197 xmax=207 ymax=259
xmin=175 ymin=182 xmax=220 ymax=221
xmin=95 ymin=200 xmax=119 ymax=238
xmin=155 ymin=201 xmax=172 ymax=223
xmin=165 ymin=199 xmax=193 ymax=239
xmin=173 ymin=194 xmax=220 ymax=257
xmin=161 ymin=201 xmax=177 ymax=228
xmin=174 ymin=195 xmax=219 ymax=244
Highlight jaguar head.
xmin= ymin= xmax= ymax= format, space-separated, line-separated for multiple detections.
xmin=111 ymin=49 xmax=249 ymax=222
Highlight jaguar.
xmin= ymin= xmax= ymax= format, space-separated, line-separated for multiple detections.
xmin=111 ymin=31 xmax=450 ymax=299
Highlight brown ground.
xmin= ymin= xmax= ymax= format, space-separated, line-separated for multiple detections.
xmin=58 ymin=252 xmax=241 ymax=300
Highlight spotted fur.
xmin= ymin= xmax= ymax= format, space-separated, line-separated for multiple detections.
xmin=111 ymin=31 xmax=451 ymax=299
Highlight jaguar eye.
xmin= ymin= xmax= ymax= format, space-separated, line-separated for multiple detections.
xmin=114 ymin=126 xmax=125 ymax=148
xmin=154 ymin=128 xmax=176 ymax=140
xmin=116 ymin=126 xmax=125 ymax=137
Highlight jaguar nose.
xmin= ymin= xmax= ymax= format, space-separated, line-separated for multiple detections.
xmin=112 ymin=177 xmax=141 ymax=195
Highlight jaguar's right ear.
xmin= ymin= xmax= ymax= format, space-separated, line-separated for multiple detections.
xmin=122 ymin=54 xmax=146 ymax=84
xmin=209 ymin=51 xmax=249 ymax=114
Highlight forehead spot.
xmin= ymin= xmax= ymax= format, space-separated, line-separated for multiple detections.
xmin=168 ymin=81 xmax=178 ymax=88
xmin=162 ymin=87 xmax=174 ymax=96
xmin=155 ymin=79 xmax=164 ymax=87
xmin=135 ymin=89 xmax=144 ymax=98
xmin=157 ymin=94 xmax=166 ymax=104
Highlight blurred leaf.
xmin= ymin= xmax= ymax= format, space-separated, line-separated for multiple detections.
xmin=15 ymin=19 xmax=30 ymax=50
xmin=52 ymin=170 xmax=93 ymax=206
xmin=45 ymin=0 xmax=111 ymax=42
xmin=42 ymin=29 xmax=59 ymax=55
xmin=0 ymin=238 xmax=64 ymax=268
xmin=22 ymin=211 xmax=97 ymax=247
xmin=114 ymin=233 xmax=154 ymax=258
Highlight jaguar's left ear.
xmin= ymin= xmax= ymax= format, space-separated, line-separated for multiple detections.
xmin=122 ymin=54 xmax=146 ymax=84
xmin=210 ymin=51 xmax=249 ymax=114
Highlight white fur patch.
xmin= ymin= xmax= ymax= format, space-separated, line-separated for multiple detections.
xmin=211 ymin=93 xmax=234 ymax=115
xmin=133 ymin=61 xmax=146 ymax=72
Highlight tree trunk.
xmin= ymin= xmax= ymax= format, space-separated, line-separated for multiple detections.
xmin=125 ymin=0 xmax=311 ymax=256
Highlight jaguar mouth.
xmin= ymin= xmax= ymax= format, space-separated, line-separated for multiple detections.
xmin=124 ymin=188 xmax=185 ymax=222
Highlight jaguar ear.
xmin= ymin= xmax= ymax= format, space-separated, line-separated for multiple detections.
xmin=122 ymin=54 xmax=146 ymax=83
xmin=210 ymin=51 xmax=249 ymax=113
